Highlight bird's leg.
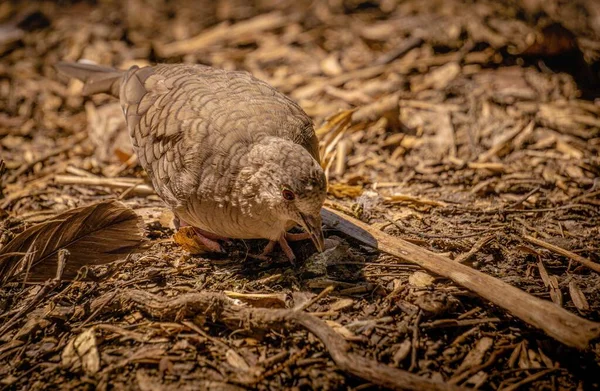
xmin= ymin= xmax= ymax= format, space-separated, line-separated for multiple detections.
xmin=260 ymin=240 xmax=277 ymax=256
xmin=193 ymin=227 xmax=230 ymax=242
xmin=285 ymin=232 xmax=311 ymax=241
xmin=174 ymin=215 xmax=227 ymax=252
xmin=257 ymin=238 xmax=296 ymax=265
xmin=278 ymin=236 xmax=296 ymax=265
xmin=191 ymin=227 xmax=224 ymax=252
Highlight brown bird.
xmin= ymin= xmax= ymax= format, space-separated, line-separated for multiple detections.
xmin=55 ymin=62 xmax=326 ymax=262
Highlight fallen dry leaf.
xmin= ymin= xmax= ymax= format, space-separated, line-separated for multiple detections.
xmin=393 ymin=340 xmax=412 ymax=366
xmin=173 ymin=226 xmax=210 ymax=254
xmin=408 ymin=271 xmax=436 ymax=287
xmin=456 ymin=337 xmax=494 ymax=374
xmin=325 ymin=320 xmax=359 ymax=341
xmin=0 ymin=200 xmax=146 ymax=284
xmin=224 ymin=291 xmax=287 ymax=308
xmin=225 ymin=349 xmax=251 ymax=372
xmin=568 ymin=281 xmax=590 ymax=313
xmin=330 ymin=298 xmax=354 ymax=312
xmin=62 ymin=328 xmax=101 ymax=375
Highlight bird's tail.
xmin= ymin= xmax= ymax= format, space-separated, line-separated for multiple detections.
xmin=55 ymin=61 xmax=124 ymax=98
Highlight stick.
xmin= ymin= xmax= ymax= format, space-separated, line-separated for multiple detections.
xmin=523 ymin=234 xmax=600 ymax=273
xmin=121 ymin=289 xmax=462 ymax=391
xmin=374 ymin=36 xmax=424 ymax=65
xmin=321 ymin=207 xmax=600 ymax=349
xmin=54 ymin=175 xmax=155 ymax=196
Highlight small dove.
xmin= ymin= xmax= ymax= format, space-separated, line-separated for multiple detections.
xmin=56 ymin=62 xmax=326 ymax=262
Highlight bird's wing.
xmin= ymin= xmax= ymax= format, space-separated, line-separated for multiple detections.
xmin=119 ymin=64 xmax=317 ymax=208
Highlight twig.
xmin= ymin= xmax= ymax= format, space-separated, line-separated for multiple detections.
xmin=386 ymin=215 xmax=501 ymax=240
xmin=294 ymin=285 xmax=334 ymax=312
xmin=103 ymin=154 xmax=138 ymax=178
xmin=505 ymin=187 xmax=541 ymax=210
xmin=321 ymin=206 xmax=600 ymax=349
xmin=5 ymin=133 xmax=87 ymax=184
xmin=449 ymin=347 xmax=512 ymax=385
xmin=421 ymin=317 xmax=501 ymax=329
xmin=385 ymin=194 xmax=448 ymax=208
xmin=570 ymin=189 xmax=600 ymax=204
xmin=182 ymin=320 xmax=231 ymax=351
xmin=500 ymin=369 xmax=555 ymax=391
xmin=409 ymin=310 xmax=422 ymax=372
xmin=374 ymin=36 xmax=424 ymax=65
xmin=75 ymin=289 xmax=120 ymax=331
xmin=121 ymin=289 xmax=462 ymax=391
xmin=455 ymin=234 xmax=495 ymax=263
xmin=54 ymin=175 xmax=155 ymax=196
xmin=523 ymin=234 xmax=600 ymax=273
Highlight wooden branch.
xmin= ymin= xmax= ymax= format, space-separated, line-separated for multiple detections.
xmin=121 ymin=289 xmax=462 ymax=391
xmin=523 ymin=234 xmax=600 ymax=273
xmin=321 ymin=207 xmax=600 ymax=349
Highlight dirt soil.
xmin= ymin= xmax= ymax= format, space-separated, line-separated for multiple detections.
xmin=1 ymin=0 xmax=600 ymax=390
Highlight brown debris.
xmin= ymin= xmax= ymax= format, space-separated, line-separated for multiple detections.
xmin=121 ymin=289 xmax=460 ymax=391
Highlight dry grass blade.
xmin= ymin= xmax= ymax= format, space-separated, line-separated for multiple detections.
xmin=0 ymin=200 xmax=146 ymax=285
xmin=316 ymin=110 xmax=355 ymax=181
xmin=316 ymin=110 xmax=354 ymax=152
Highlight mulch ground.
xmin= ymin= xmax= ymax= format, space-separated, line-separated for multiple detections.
xmin=1 ymin=0 xmax=599 ymax=390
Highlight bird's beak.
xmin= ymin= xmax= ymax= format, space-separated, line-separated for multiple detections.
xmin=300 ymin=213 xmax=325 ymax=253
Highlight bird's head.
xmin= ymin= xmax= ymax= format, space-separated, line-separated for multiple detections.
xmin=246 ymin=139 xmax=327 ymax=252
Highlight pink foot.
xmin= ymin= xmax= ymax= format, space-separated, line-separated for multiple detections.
xmin=285 ymin=232 xmax=311 ymax=241
xmin=191 ymin=227 xmax=223 ymax=253
xmin=174 ymin=216 xmax=229 ymax=252
xmin=258 ymin=237 xmax=296 ymax=265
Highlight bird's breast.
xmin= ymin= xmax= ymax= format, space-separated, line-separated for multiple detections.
xmin=176 ymin=199 xmax=285 ymax=241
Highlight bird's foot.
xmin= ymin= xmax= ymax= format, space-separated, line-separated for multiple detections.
xmin=259 ymin=238 xmax=296 ymax=265
xmin=191 ymin=227 xmax=224 ymax=253
xmin=260 ymin=240 xmax=277 ymax=257
xmin=174 ymin=216 xmax=231 ymax=251
xmin=192 ymin=227 xmax=231 ymax=243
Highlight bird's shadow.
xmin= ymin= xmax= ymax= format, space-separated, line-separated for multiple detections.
xmin=222 ymin=229 xmax=372 ymax=292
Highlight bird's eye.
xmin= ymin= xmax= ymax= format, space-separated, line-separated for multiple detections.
xmin=282 ymin=188 xmax=296 ymax=201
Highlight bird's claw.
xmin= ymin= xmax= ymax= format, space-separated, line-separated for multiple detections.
xmin=258 ymin=238 xmax=296 ymax=265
